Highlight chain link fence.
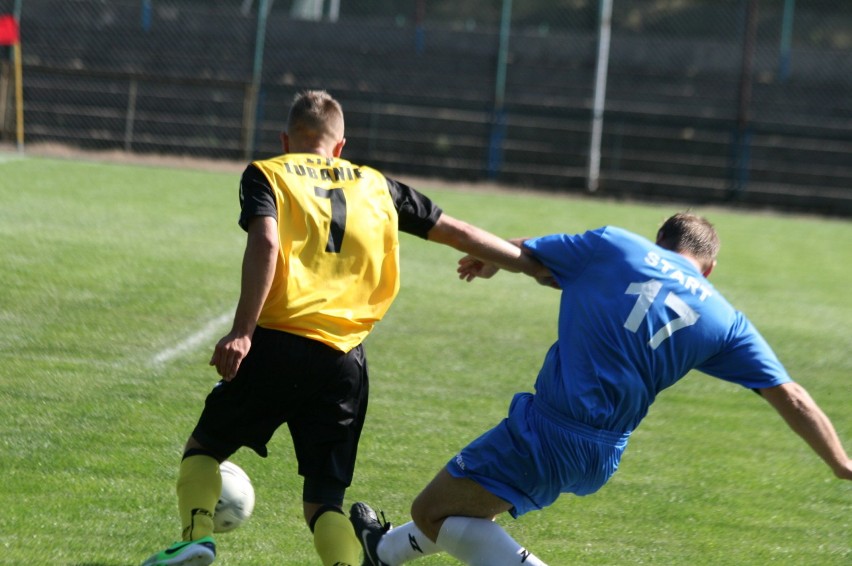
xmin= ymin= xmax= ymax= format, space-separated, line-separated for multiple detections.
xmin=1 ymin=0 xmax=850 ymax=214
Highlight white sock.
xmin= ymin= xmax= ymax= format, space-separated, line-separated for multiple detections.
xmin=436 ymin=516 xmax=548 ymax=566
xmin=377 ymin=521 xmax=441 ymax=564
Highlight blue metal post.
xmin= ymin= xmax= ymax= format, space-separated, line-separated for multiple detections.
xmin=487 ymin=0 xmax=512 ymax=179
xmin=729 ymin=0 xmax=758 ymax=199
xmin=778 ymin=0 xmax=795 ymax=82
xmin=141 ymin=0 xmax=152 ymax=32
xmin=415 ymin=0 xmax=425 ymax=55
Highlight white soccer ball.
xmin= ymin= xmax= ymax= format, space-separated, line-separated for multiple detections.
xmin=214 ymin=461 xmax=255 ymax=533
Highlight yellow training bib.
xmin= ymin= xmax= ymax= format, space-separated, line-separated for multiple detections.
xmin=250 ymin=154 xmax=401 ymax=352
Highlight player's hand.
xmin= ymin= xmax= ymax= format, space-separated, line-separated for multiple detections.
xmin=834 ymin=458 xmax=852 ymax=481
xmin=458 ymin=255 xmax=500 ymax=281
xmin=535 ymin=274 xmax=561 ymax=289
xmin=210 ymin=331 xmax=252 ymax=381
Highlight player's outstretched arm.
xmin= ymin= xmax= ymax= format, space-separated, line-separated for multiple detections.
xmin=426 ymin=214 xmax=550 ymax=279
xmin=758 ymin=382 xmax=852 ymax=480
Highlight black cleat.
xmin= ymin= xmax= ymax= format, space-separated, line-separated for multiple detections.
xmin=349 ymin=502 xmax=392 ymax=566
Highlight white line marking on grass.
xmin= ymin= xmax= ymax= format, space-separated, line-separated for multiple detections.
xmin=0 ymin=152 xmax=25 ymax=164
xmin=152 ymin=312 xmax=232 ymax=366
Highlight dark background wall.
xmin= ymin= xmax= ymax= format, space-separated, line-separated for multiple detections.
xmin=2 ymin=0 xmax=850 ymax=215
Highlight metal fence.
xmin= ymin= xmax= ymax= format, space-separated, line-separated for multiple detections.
xmin=1 ymin=0 xmax=850 ymax=215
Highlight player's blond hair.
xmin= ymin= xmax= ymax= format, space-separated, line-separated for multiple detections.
xmin=656 ymin=212 xmax=720 ymax=272
xmin=286 ymin=90 xmax=344 ymax=144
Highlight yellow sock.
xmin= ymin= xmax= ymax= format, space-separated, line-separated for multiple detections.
xmin=313 ymin=509 xmax=361 ymax=566
xmin=176 ymin=454 xmax=221 ymax=541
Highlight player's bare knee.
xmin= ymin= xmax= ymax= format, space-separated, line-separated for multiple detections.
xmin=410 ymin=493 xmax=441 ymax=542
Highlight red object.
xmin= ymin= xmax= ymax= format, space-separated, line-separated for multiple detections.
xmin=0 ymin=15 xmax=19 ymax=46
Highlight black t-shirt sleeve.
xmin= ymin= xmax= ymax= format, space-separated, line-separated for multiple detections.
xmin=238 ymin=164 xmax=277 ymax=231
xmin=386 ymin=177 xmax=443 ymax=239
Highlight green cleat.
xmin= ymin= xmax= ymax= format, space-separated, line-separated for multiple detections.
xmin=141 ymin=536 xmax=216 ymax=566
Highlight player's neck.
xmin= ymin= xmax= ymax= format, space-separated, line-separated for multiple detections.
xmin=679 ymin=253 xmax=713 ymax=278
xmin=288 ymin=147 xmax=332 ymax=157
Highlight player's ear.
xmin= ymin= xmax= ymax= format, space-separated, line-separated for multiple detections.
xmin=703 ymin=260 xmax=716 ymax=278
xmin=333 ymin=137 xmax=346 ymax=158
xmin=281 ymin=132 xmax=290 ymax=153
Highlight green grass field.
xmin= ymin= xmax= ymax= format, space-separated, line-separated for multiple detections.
xmin=1 ymin=153 xmax=849 ymax=565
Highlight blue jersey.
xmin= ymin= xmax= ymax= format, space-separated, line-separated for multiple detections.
xmin=524 ymin=226 xmax=791 ymax=434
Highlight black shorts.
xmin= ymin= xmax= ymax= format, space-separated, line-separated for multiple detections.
xmin=192 ymin=326 xmax=369 ymax=487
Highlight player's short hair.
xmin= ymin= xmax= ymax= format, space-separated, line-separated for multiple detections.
xmin=656 ymin=212 xmax=720 ymax=271
xmin=286 ymin=90 xmax=344 ymax=143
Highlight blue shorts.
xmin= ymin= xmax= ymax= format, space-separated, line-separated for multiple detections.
xmin=446 ymin=392 xmax=630 ymax=517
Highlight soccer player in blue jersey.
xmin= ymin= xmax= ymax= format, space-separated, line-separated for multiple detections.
xmin=351 ymin=212 xmax=852 ymax=566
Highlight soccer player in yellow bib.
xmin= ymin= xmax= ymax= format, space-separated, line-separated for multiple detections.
xmin=141 ymin=90 xmax=547 ymax=566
